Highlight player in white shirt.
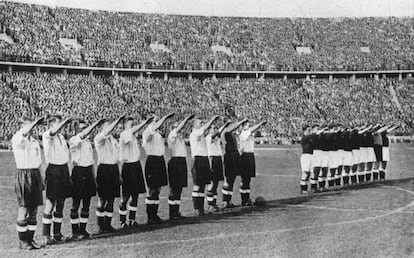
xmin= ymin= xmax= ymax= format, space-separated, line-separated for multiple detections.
xmin=94 ymin=115 xmax=125 ymax=233
xmin=167 ymin=114 xmax=194 ymax=220
xmin=12 ymin=116 xmax=44 ymax=250
xmin=239 ymin=120 xmax=266 ymax=206
xmin=69 ymin=119 xmax=105 ymax=239
xmin=142 ymin=113 xmax=174 ymax=224
xmin=205 ymin=122 xmax=228 ymax=212
xmin=118 ymin=116 xmax=154 ymax=228
xmin=189 ymin=115 xmax=220 ymax=216
xmin=41 ymin=114 xmax=73 ymax=244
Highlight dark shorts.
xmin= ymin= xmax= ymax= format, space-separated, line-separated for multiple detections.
xmin=240 ymin=153 xmax=256 ymax=178
xmin=224 ymin=151 xmax=241 ymax=177
xmin=122 ymin=161 xmax=146 ymax=196
xmin=71 ymin=165 xmax=96 ymax=199
xmin=45 ymin=164 xmax=72 ymax=200
xmin=374 ymin=144 xmax=382 ymax=162
xmin=168 ymin=157 xmax=188 ymax=188
xmin=96 ymin=164 xmax=120 ymax=199
xmin=192 ymin=156 xmax=211 ymax=186
xmin=15 ymin=169 xmax=43 ymax=207
xmin=210 ymin=156 xmax=224 ymax=182
xmin=145 ymin=155 xmax=168 ymax=189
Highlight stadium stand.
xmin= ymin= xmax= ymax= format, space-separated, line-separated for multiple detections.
xmin=0 ymin=71 xmax=411 ymax=144
xmin=0 ymin=1 xmax=414 ymax=71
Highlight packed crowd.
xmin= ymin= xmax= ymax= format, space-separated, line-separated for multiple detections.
xmin=1 ymin=2 xmax=414 ymax=71
xmin=0 ymin=71 xmax=412 ymax=144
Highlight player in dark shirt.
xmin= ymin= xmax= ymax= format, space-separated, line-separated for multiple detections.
xmin=380 ymin=124 xmax=399 ymax=180
xmin=300 ymin=125 xmax=313 ymax=194
xmin=310 ymin=125 xmax=324 ymax=193
xmin=341 ymin=128 xmax=353 ymax=186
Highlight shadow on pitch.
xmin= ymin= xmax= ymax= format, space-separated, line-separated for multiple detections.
xmin=74 ymin=178 xmax=414 ymax=242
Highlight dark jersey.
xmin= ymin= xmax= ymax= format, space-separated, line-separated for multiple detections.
xmin=343 ymin=131 xmax=353 ymax=151
xmin=381 ymin=132 xmax=389 ymax=147
xmin=301 ymin=134 xmax=313 ymax=154
xmin=351 ymin=131 xmax=360 ymax=150
xmin=224 ymin=132 xmax=238 ymax=153
xmin=321 ymin=133 xmax=330 ymax=151
xmin=313 ymin=134 xmax=322 ymax=150
xmin=336 ymin=132 xmax=344 ymax=150
xmin=366 ymin=132 xmax=374 ymax=147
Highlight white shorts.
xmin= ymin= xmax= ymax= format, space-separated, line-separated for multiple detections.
xmin=342 ymin=151 xmax=352 ymax=167
xmin=300 ymin=154 xmax=313 ymax=172
xmin=366 ymin=147 xmax=376 ymax=163
xmin=312 ymin=150 xmax=323 ymax=168
xmin=352 ymin=149 xmax=361 ymax=164
xmin=321 ymin=151 xmax=329 ymax=168
xmin=360 ymin=147 xmax=369 ymax=163
xmin=382 ymin=147 xmax=390 ymax=162
xmin=337 ymin=150 xmax=345 ymax=166
xmin=328 ymin=151 xmax=338 ymax=168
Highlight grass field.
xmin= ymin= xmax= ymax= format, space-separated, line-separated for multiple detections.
xmin=0 ymin=144 xmax=413 ymax=258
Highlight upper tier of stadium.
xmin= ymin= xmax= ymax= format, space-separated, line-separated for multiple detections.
xmin=1 ymin=1 xmax=414 ymax=71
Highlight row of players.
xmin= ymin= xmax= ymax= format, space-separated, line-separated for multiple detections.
xmin=12 ymin=113 xmax=266 ymax=250
xmin=299 ymin=123 xmax=398 ymax=194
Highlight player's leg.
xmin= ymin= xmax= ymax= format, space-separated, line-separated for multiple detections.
xmin=222 ymin=174 xmax=236 ymax=208
xmin=70 ymin=198 xmax=82 ymax=239
xmin=380 ymin=161 xmax=387 ymax=181
xmin=146 ymin=187 xmax=162 ymax=224
xmin=119 ymin=164 xmax=130 ymax=228
xmin=300 ymin=154 xmax=311 ymax=194
xmin=207 ymin=180 xmax=219 ymax=211
xmin=96 ymin=198 xmax=106 ymax=233
xmin=104 ymin=198 xmax=115 ymax=232
xmin=79 ymin=197 xmax=91 ymax=238
xmin=16 ymin=206 xmax=31 ymax=249
xmin=27 ymin=206 xmax=41 ymax=248
xmin=365 ymin=162 xmax=373 ymax=182
xmin=240 ymin=174 xmax=252 ymax=205
xmin=42 ymin=198 xmax=55 ymax=244
xmin=128 ymin=193 xmax=139 ymax=226
xmin=343 ymin=166 xmax=351 ymax=186
xmin=119 ymin=193 xmax=130 ymax=228
xmin=310 ymin=167 xmax=320 ymax=193
xmin=319 ymin=167 xmax=328 ymax=190
xmin=52 ymin=198 xmax=65 ymax=241
xmin=169 ymin=187 xmax=183 ymax=219
xmin=192 ymin=183 xmax=206 ymax=215
xmin=373 ymin=162 xmax=380 ymax=181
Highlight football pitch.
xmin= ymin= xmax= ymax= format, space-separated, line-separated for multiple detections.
xmin=0 ymin=144 xmax=413 ymax=257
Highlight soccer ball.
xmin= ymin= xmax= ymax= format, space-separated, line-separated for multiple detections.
xmin=254 ymin=196 xmax=266 ymax=206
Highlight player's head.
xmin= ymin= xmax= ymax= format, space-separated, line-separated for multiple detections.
xmin=49 ymin=113 xmax=63 ymax=126
xmin=193 ymin=117 xmax=203 ymax=129
xmin=242 ymin=120 xmax=250 ymax=130
xmin=170 ymin=121 xmax=179 ymax=130
xmin=19 ymin=115 xmax=34 ymax=130
xmin=77 ymin=119 xmax=88 ymax=133
xmin=124 ymin=117 xmax=134 ymax=129
xmin=302 ymin=125 xmax=310 ymax=135
xmin=311 ymin=124 xmax=319 ymax=133
xmin=101 ymin=119 xmax=111 ymax=130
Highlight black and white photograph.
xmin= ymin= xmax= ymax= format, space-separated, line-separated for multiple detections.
xmin=0 ymin=0 xmax=413 ymax=257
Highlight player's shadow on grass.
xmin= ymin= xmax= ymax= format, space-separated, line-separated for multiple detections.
xmin=83 ymin=179 xmax=414 ymax=241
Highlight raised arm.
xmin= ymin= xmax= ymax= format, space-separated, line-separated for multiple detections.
xmin=249 ymin=121 xmax=267 ymax=133
xmin=176 ymin=114 xmax=195 ymax=134
xmin=213 ymin=121 xmax=232 ymax=139
xmin=152 ymin=113 xmax=174 ymax=131
xmin=387 ymin=124 xmax=399 ymax=133
xmin=79 ymin=118 xmax=106 ymax=139
xmin=22 ymin=117 xmax=44 ymax=137
xmin=103 ymin=115 xmax=125 ymax=136
xmin=49 ymin=117 xmax=72 ymax=136
xmin=226 ymin=118 xmax=248 ymax=133
xmin=131 ymin=116 xmax=155 ymax=135
xmin=200 ymin=115 xmax=220 ymax=134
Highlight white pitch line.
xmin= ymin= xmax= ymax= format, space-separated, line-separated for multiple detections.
xmin=11 ymin=184 xmax=412 ymax=254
